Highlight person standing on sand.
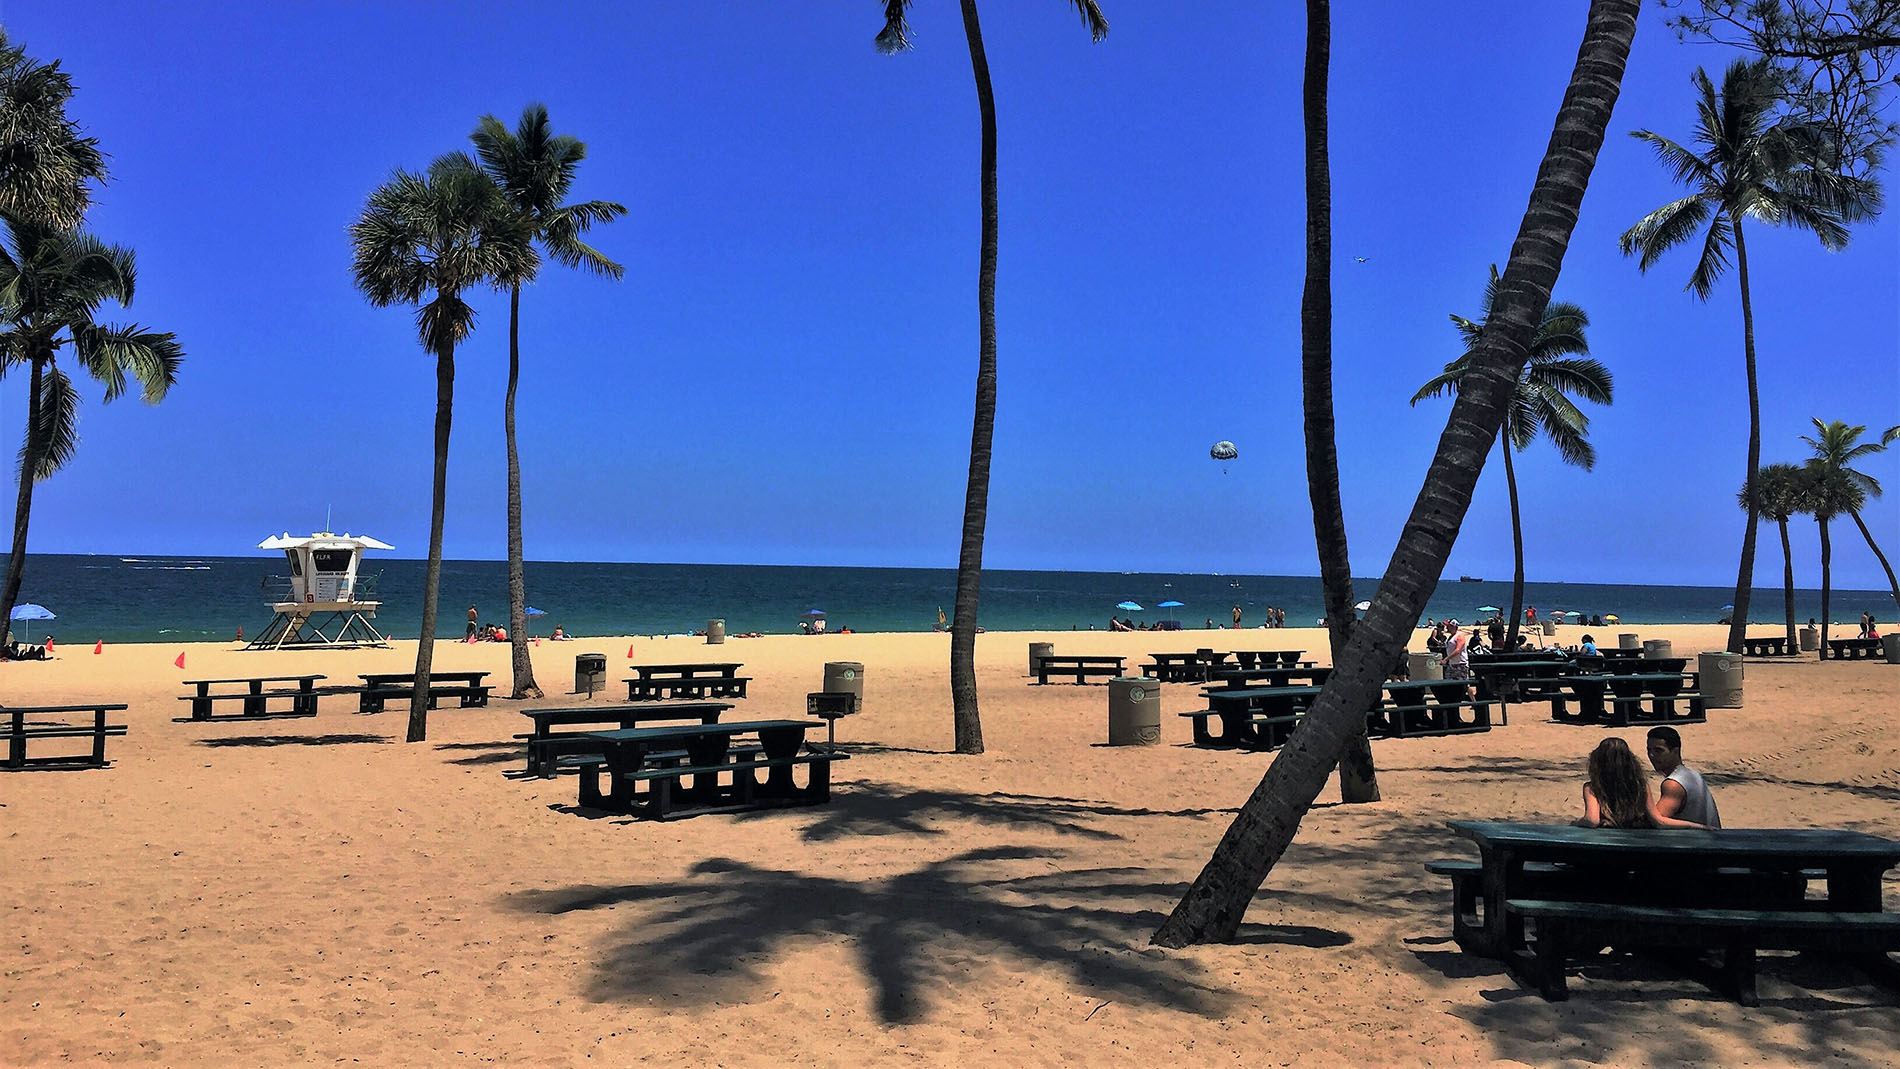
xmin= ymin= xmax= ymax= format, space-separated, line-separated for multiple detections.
xmin=1232 ymin=605 xmax=1243 ymax=628
xmin=466 ymin=605 xmax=479 ymax=641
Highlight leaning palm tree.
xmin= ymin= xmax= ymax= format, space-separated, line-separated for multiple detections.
xmin=0 ymin=221 xmax=182 ymax=634
xmin=349 ymin=153 xmax=533 ymax=742
xmin=1801 ymin=418 xmax=1899 ymax=608
xmin=0 ymin=30 xmax=107 ymax=229
xmin=876 ymin=0 xmax=1108 ymax=754
xmin=1804 ymin=457 xmax=1865 ymax=659
xmin=1413 ymin=265 xmax=1612 ymax=652
xmin=1618 ymin=57 xmax=1882 ymax=654
xmin=1738 ymin=461 xmax=1813 ymax=652
xmin=471 ymin=105 xmax=627 ymax=701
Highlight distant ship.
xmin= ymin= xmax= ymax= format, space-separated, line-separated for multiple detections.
xmin=1458 ymin=575 xmax=1484 ymax=582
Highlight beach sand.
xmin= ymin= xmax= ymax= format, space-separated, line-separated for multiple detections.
xmin=3 ymin=624 xmax=1896 ymax=1066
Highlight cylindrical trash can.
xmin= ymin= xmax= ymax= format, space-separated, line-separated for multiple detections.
xmin=1408 ymin=651 xmax=1444 ymax=680
xmin=1029 ymin=642 xmax=1054 ymax=676
xmin=823 ymin=661 xmax=865 ymax=707
xmin=1107 ymin=676 xmax=1162 ymax=745
xmin=1619 ymin=633 xmax=1640 ymax=649
xmin=1642 ymin=639 xmax=1674 ymax=660
xmin=705 ymin=619 xmax=726 ymax=644
xmin=1542 ymin=620 xmax=1557 ymax=636
xmin=575 ymin=652 xmax=606 ymax=696
xmin=1699 ymin=651 xmax=1744 ymax=707
xmin=1883 ymin=633 xmax=1900 ymax=664
xmin=1800 ymin=627 xmax=1820 ymax=652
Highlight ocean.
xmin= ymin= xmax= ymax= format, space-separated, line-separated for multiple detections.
xmin=4 ymin=553 xmax=1890 ymax=644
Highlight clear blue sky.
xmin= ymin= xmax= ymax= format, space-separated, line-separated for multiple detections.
xmin=3 ymin=2 xmax=1895 ymax=589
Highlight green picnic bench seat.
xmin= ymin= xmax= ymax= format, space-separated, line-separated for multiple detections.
xmin=175 ymin=688 xmax=322 ymax=720
xmin=1824 ymin=637 xmax=1883 ymax=660
xmin=1033 ymin=656 xmax=1126 ymax=685
xmin=3 ymin=704 xmax=129 ymax=769
xmin=578 ymin=750 xmax=848 ymax=820
xmin=1373 ymin=699 xmax=1493 ymax=738
xmin=359 ymin=682 xmax=494 ymax=714
xmin=1506 ymin=898 xmax=1900 ymax=1004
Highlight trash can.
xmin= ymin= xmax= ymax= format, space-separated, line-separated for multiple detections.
xmin=1542 ymin=620 xmax=1557 ymax=637
xmin=1642 ymin=639 xmax=1674 ymax=660
xmin=1029 ymin=642 xmax=1054 ymax=677
xmin=1107 ymin=677 xmax=1162 ymax=746
xmin=823 ymin=661 xmax=864 ymax=707
xmin=1408 ymin=651 xmax=1444 ymax=680
xmin=574 ymin=653 xmax=606 ymax=696
xmin=705 ymin=619 xmax=726 ymax=644
xmin=1883 ymin=634 xmax=1900 ymax=664
xmin=1699 ymin=651 xmax=1744 ymax=708
xmin=1618 ymin=633 xmax=1640 ymax=650
xmin=1799 ymin=626 xmax=1819 ymax=652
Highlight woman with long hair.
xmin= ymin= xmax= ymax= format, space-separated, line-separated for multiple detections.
xmin=1580 ymin=737 xmax=1659 ymax=829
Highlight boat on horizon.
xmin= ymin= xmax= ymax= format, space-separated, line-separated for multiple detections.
xmin=1458 ymin=575 xmax=1484 ymax=582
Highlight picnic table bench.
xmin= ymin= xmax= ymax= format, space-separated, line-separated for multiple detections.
xmin=517 ymin=701 xmax=733 ymax=777
xmin=624 ymin=662 xmax=750 ymax=701
xmin=1370 ymin=679 xmax=1496 ymax=736
xmin=1742 ymin=635 xmax=1794 ymax=657
xmin=1471 ymin=660 xmax=1571 ymax=705
xmin=576 ymin=718 xmax=846 ymax=820
xmin=1433 ymin=821 xmax=1900 ymax=1003
xmin=4 ymin=703 xmax=128 ymax=769
xmin=357 ymin=671 xmax=493 ymax=714
xmin=1186 ymin=677 xmax=1495 ymax=750
xmin=1598 ymin=647 xmax=1646 ymax=661
xmin=178 ymin=674 xmax=327 ymax=721
xmin=1181 ymin=684 xmax=1325 ymax=748
xmin=1033 ymin=654 xmax=1126 ymax=685
xmin=1825 ymin=637 xmax=1884 ymax=660
xmin=1549 ymin=672 xmax=1706 ymax=727
xmin=1206 ymin=665 xmax=1331 ymax=690
xmin=1143 ymin=651 xmax=1218 ymax=683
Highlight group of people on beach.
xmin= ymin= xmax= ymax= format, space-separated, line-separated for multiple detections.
xmin=1227 ymin=605 xmax=1289 ymax=628
xmin=1578 ymin=727 xmax=1721 ymax=830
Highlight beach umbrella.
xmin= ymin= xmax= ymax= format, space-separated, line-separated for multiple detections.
xmin=8 ymin=602 xmax=54 ymax=642
xmin=1719 ymin=604 xmax=1734 ymax=612
xmin=801 ymin=608 xmax=825 ymax=616
xmin=1477 ymin=604 xmax=1502 ymax=614
xmin=1604 ymin=613 xmax=1619 ymax=623
xmin=1158 ymin=599 xmax=1184 ymax=627
xmin=1115 ymin=601 xmax=1143 ymax=612
xmin=1354 ymin=600 xmax=1372 ymax=612
xmin=523 ymin=606 xmax=548 ymax=617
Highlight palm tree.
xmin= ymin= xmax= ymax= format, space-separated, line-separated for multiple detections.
xmin=1153 ymin=0 xmax=1641 ymax=947
xmin=0 ymin=30 xmax=107 ymax=229
xmin=470 ymin=105 xmax=627 ymax=701
xmin=1805 ymin=458 xmax=1864 ymax=659
xmin=1412 ymin=266 xmax=1612 ymax=651
xmin=1737 ymin=461 xmax=1813 ymax=651
xmin=1801 ymin=418 xmax=1899 ymax=609
xmin=876 ymin=0 xmax=1108 ymax=754
xmin=349 ymin=153 xmax=533 ymax=742
xmin=1618 ymin=57 xmax=1882 ymax=654
xmin=0 ymin=222 xmax=183 ymax=634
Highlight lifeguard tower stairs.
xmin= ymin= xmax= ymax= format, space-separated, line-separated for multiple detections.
xmin=245 ymin=532 xmax=392 ymax=651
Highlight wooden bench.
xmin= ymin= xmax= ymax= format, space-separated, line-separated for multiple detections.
xmin=1825 ymin=637 xmax=1884 ymax=660
xmin=178 ymin=674 xmax=328 ymax=721
xmin=360 ymin=683 xmax=494 ymax=714
xmin=1550 ymin=673 xmax=1706 ymax=726
xmin=518 ymin=701 xmax=732 ymax=777
xmin=583 ymin=751 xmax=849 ymax=820
xmin=3 ymin=704 xmax=129 ymax=769
xmin=1033 ymin=655 xmax=1125 ymax=685
xmin=624 ymin=676 xmax=751 ymax=702
xmin=1507 ymin=898 xmax=1900 ymax=1004
xmin=1371 ymin=699 xmax=1493 ymax=738
xmin=1742 ymin=636 xmax=1793 ymax=657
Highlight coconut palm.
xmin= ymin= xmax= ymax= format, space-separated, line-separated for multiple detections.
xmin=470 ymin=105 xmax=627 ymax=701
xmin=1805 ymin=458 xmax=1865 ymax=659
xmin=349 ymin=153 xmax=534 ymax=742
xmin=876 ymin=0 xmax=1108 ymax=754
xmin=0 ymin=30 xmax=106 ymax=229
xmin=1413 ymin=265 xmax=1612 ymax=651
xmin=1738 ymin=461 xmax=1814 ymax=651
xmin=0 ymin=222 xmax=182 ymax=634
xmin=1153 ymin=0 xmax=1641 ymax=947
xmin=1801 ymin=418 xmax=1899 ymax=610
xmin=1618 ymin=57 xmax=1882 ymax=654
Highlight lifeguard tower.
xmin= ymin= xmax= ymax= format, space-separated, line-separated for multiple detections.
xmin=245 ymin=532 xmax=393 ymax=650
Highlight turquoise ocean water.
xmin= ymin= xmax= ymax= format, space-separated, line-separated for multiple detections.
xmin=4 ymin=553 xmax=1890 ymax=644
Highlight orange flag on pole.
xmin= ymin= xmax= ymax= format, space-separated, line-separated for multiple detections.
xmin=174 ymin=651 xmax=187 ymax=669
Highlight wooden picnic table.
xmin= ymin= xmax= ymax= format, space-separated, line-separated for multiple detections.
xmin=1825 ymin=637 xmax=1884 ymax=660
xmin=577 ymin=718 xmax=842 ymax=819
xmin=179 ymin=674 xmax=327 ymax=720
xmin=1189 ymin=684 xmax=1326 ymax=747
xmin=359 ymin=670 xmax=490 ymax=687
xmin=623 ymin=664 xmax=751 ymax=701
xmin=518 ymin=701 xmax=732 ymax=777
xmin=1228 ymin=650 xmax=1307 ymax=670
xmin=4 ymin=702 xmax=129 ymax=769
xmin=1206 ymin=665 xmax=1330 ymax=690
xmin=1143 ymin=651 xmax=1229 ymax=683
xmin=629 ymin=662 xmax=744 ymax=680
xmin=1551 ymin=672 xmax=1704 ymax=727
xmin=357 ymin=671 xmax=493 ymax=713
xmin=1033 ymin=654 xmax=1126 ymax=685
xmin=1742 ymin=635 xmax=1793 ymax=657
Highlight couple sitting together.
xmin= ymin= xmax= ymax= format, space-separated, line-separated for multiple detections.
xmin=1578 ymin=726 xmax=1721 ymax=830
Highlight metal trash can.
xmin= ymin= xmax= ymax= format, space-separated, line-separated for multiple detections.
xmin=1800 ymin=626 xmax=1820 ymax=652
xmin=1408 ymin=651 xmax=1444 ymax=680
xmin=1542 ymin=620 xmax=1557 ymax=636
xmin=1107 ymin=676 xmax=1162 ymax=745
xmin=1618 ymin=633 xmax=1640 ymax=650
xmin=1699 ymin=651 xmax=1744 ymax=708
xmin=823 ymin=661 xmax=864 ymax=707
xmin=1883 ymin=634 xmax=1900 ymax=664
xmin=574 ymin=652 xmax=607 ymax=696
xmin=1029 ymin=642 xmax=1054 ymax=677
xmin=706 ymin=619 xmax=726 ymax=644
xmin=1642 ymin=639 xmax=1674 ymax=660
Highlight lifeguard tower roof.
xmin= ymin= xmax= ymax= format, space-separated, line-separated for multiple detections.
xmin=245 ymin=531 xmax=393 ymax=651
xmin=258 ymin=532 xmax=394 ymax=551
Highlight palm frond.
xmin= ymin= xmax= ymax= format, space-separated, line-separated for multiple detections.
xmin=876 ymin=0 xmax=914 ymax=53
xmin=72 ymin=323 xmax=182 ymax=403
xmin=1629 ymin=130 xmax=1716 ymax=188
xmin=1685 ymin=209 xmax=1733 ymax=300
xmin=1068 ymin=0 xmax=1110 ymax=41
xmin=22 ymin=363 xmax=78 ymax=480
xmin=1525 ymin=357 xmax=1614 ymax=405
xmin=1618 ymin=194 xmax=1715 ymax=273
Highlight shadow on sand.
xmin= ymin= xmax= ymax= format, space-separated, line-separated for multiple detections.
xmin=197 ymin=733 xmax=389 ymax=748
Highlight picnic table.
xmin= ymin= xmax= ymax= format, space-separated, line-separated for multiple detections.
xmin=1742 ymin=635 xmax=1793 ymax=657
xmin=1371 ymin=679 xmax=1496 ymax=736
xmin=517 ymin=701 xmax=733 ymax=777
xmin=1227 ymin=650 xmax=1307 ymax=670
xmin=1549 ymin=672 xmax=1706 ymax=727
xmin=575 ymin=718 xmax=845 ymax=820
xmin=178 ymin=674 xmax=327 ymax=721
xmin=1433 ymin=821 xmax=1900 ymax=1002
xmin=1033 ymin=654 xmax=1126 ymax=685
xmin=1824 ymin=637 xmax=1884 ymax=660
xmin=3 ymin=702 xmax=128 ymax=769
xmin=1142 ymin=650 xmax=1230 ymax=683
xmin=357 ymin=671 xmax=493 ymax=714
xmin=624 ymin=662 xmax=750 ymax=701
xmin=1183 ymin=684 xmax=1326 ymax=748
xmin=1470 ymin=660 xmax=1570 ymax=705
xmin=1207 ymin=664 xmax=1331 ymax=690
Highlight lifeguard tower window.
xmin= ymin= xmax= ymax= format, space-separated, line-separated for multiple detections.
xmin=313 ymin=550 xmax=353 ymax=571
xmin=288 ymin=555 xmax=303 ymax=576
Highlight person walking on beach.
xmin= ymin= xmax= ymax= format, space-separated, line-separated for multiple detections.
xmin=1231 ymin=605 xmax=1243 ymax=628
xmin=466 ymin=605 xmax=479 ymax=641
xmin=1275 ymin=607 xmax=1286 ymax=629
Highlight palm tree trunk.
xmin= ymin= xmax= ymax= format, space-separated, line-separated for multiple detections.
xmin=504 ymin=284 xmax=541 ymax=699
xmin=1151 ymin=0 xmax=1640 ymax=948
xmin=1818 ymin=515 xmax=1833 ymax=660
xmin=948 ymin=0 xmax=996 ymax=756
xmin=1847 ymin=509 xmax=1900 ymax=607
xmin=1298 ymin=0 xmax=1377 ymax=804
xmin=1777 ymin=516 xmax=1797 ymax=648
xmin=409 ymin=342 xmax=455 ymax=742
xmin=1501 ymin=441 xmax=1527 ymax=651
xmin=1725 ymin=216 xmax=1760 ymax=655
xmin=0 ymin=355 xmax=47 ymax=641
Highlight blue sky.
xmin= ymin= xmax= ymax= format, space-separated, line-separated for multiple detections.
xmin=3 ymin=2 xmax=1895 ymax=590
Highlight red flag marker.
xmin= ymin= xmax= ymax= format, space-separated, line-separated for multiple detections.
xmin=94 ymin=639 xmax=103 ymax=655
xmin=44 ymin=637 xmax=54 ymax=653
xmin=627 ymin=644 xmax=636 ymax=658
xmin=174 ymin=651 xmax=187 ymax=669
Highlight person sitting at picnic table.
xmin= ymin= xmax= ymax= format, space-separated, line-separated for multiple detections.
xmin=1578 ymin=633 xmax=1599 ymax=656
xmin=1646 ymin=726 xmax=1722 ymax=828
xmin=1577 ymin=737 xmax=1711 ymax=830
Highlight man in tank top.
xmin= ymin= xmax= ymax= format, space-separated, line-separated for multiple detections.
xmin=1646 ymin=726 xmax=1721 ymax=828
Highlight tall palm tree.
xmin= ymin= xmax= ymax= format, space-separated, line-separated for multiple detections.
xmin=350 ymin=153 xmax=533 ymax=742
xmin=1804 ymin=457 xmax=1864 ymax=659
xmin=1618 ymin=57 xmax=1881 ymax=654
xmin=0 ymin=222 xmax=182 ymax=634
xmin=876 ymin=0 xmax=1107 ymax=754
xmin=471 ymin=105 xmax=627 ymax=701
xmin=0 ymin=30 xmax=107 ymax=229
xmin=1153 ymin=0 xmax=1642 ymax=947
xmin=1738 ymin=461 xmax=1813 ymax=651
xmin=1801 ymin=418 xmax=1899 ymax=608
xmin=1412 ymin=266 xmax=1611 ymax=651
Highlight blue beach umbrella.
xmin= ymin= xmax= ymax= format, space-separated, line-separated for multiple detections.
xmin=1115 ymin=601 xmax=1143 ymax=612
xmin=9 ymin=602 xmax=54 ymax=642
xmin=523 ymin=606 xmax=548 ymax=617
xmin=1158 ymin=599 xmax=1184 ymax=626
xmin=801 ymin=608 xmax=825 ymax=616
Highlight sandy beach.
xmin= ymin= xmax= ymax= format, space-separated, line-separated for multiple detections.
xmin=3 ymin=623 xmax=1897 ymax=1066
